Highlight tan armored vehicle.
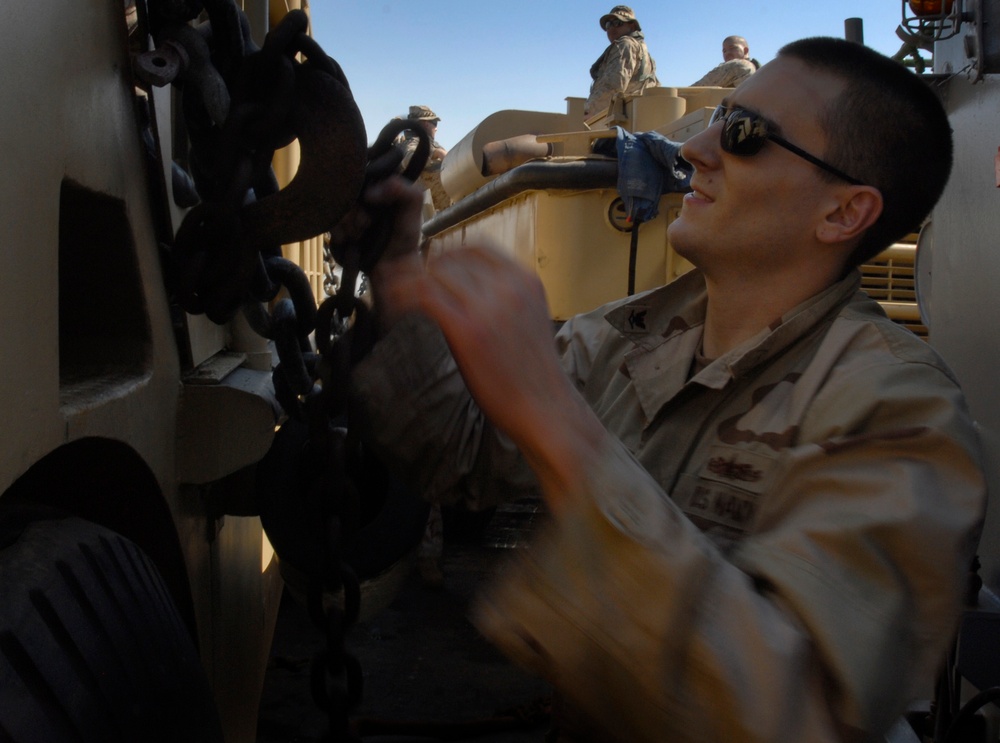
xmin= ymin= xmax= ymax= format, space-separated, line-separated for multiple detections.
xmin=0 ymin=2 xmax=356 ymax=741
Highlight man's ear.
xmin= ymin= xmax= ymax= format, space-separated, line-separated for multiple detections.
xmin=816 ymin=186 xmax=883 ymax=244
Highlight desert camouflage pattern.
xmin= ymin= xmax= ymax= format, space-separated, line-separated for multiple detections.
xmin=354 ymin=266 xmax=985 ymax=743
xmin=586 ymin=31 xmax=658 ymax=115
xmin=599 ymin=4 xmax=641 ymax=30
xmin=408 ymin=104 xmax=440 ymax=121
xmin=692 ymin=57 xmax=758 ymax=87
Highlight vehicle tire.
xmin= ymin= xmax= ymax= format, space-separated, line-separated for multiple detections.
xmin=0 ymin=503 xmax=223 ymax=743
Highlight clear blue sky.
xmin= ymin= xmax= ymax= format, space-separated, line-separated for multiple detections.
xmin=309 ymin=2 xmax=917 ymax=151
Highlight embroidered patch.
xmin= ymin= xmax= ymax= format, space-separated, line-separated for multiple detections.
xmin=707 ymin=456 xmax=763 ymax=484
xmin=672 ymin=445 xmax=777 ymax=533
xmin=674 ymin=473 xmax=759 ymax=532
xmin=627 ymin=307 xmax=648 ymax=331
xmin=698 ymin=444 xmax=776 ymax=494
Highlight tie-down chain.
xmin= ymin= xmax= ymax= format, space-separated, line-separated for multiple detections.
xmin=131 ymin=1 xmax=431 ymax=739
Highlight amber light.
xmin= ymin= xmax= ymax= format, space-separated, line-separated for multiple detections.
xmin=908 ymin=0 xmax=955 ymax=16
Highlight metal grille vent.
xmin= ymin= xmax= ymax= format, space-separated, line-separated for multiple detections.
xmin=861 ymin=236 xmax=927 ymax=338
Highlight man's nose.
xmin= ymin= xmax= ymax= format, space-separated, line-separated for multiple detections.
xmin=679 ymin=124 xmax=721 ymax=172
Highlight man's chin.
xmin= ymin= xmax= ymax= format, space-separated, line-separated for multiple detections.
xmin=666 ymin=222 xmax=696 ymax=260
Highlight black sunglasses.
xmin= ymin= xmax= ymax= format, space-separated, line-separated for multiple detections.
xmin=709 ymin=104 xmax=863 ymax=186
xmin=603 ymin=19 xmax=625 ymax=30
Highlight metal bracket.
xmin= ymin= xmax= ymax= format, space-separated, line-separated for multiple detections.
xmin=900 ymin=0 xmax=969 ymax=43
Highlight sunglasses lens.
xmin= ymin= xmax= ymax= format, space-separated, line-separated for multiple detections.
xmin=714 ymin=107 xmax=766 ymax=156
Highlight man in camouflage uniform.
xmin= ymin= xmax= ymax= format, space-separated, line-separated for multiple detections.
xmin=396 ymin=105 xmax=449 ymax=213
xmin=585 ymin=6 xmax=659 ymax=117
xmin=693 ymin=35 xmax=760 ymax=87
xmin=348 ymin=38 xmax=985 ymax=742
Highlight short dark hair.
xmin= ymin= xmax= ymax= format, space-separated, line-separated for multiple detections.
xmin=777 ymin=37 xmax=953 ymax=267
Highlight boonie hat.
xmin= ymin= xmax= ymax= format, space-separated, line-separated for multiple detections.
xmin=408 ymin=105 xmax=440 ymax=122
xmin=599 ymin=5 xmax=640 ymax=31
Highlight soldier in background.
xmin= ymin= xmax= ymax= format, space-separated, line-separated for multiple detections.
xmin=692 ymin=35 xmax=760 ymax=87
xmin=585 ymin=6 xmax=659 ymax=117
xmin=396 ymin=105 xmax=449 ymax=213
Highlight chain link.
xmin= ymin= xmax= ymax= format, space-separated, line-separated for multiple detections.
xmin=133 ymin=1 xmax=429 ymax=739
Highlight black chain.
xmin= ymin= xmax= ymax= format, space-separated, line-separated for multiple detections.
xmin=132 ymin=2 xmax=429 ymax=740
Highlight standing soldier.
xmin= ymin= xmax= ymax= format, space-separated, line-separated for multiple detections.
xmin=397 ymin=105 xmax=449 ymax=213
xmin=586 ymin=6 xmax=659 ymax=117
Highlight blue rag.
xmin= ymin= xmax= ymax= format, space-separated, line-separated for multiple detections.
xmin=614 ymin=127 xmax=693 ymax=223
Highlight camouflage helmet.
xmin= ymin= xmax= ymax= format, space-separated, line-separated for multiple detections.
xmin=599 ymin=5 xmax=640 ymax=31
xmin=408 ymin=105 xmax=440 ymax=122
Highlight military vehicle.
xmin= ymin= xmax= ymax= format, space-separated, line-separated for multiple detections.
xmin=0 ymin=1 xmax=380 ymax=741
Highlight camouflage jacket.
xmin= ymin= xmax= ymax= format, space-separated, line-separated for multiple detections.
xmin=352 ymin=268 xmax=985 ymax=742
xmin=692 ymin=57 xmax=758 ymax=88
xmin=585 ymin=31 xmax=658 ymax=115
